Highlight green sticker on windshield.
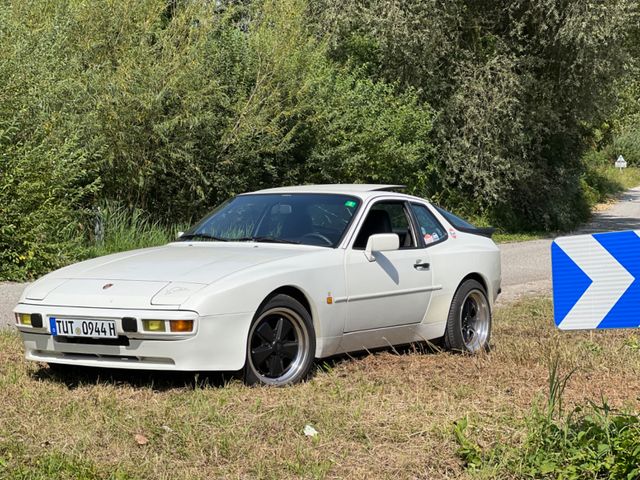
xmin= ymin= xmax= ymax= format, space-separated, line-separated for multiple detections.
xmin=344 ymin=200 xmax=357 ymax=208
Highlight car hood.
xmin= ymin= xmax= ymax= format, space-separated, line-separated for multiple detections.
xmin=24 ymin=243 xmax=317 ymax=308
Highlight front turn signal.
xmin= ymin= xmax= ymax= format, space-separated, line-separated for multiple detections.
xmin=170 ymin=320 xmax=193 ymax=333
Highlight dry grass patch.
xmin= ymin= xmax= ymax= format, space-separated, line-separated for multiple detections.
xmin=1 ymin=297 xmax=640 ymax=479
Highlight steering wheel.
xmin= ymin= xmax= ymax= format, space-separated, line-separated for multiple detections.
xmin=300 ymin=232 xmax=333 ymax=246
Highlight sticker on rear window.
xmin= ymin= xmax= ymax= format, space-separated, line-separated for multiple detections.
xmin=344 ymin=200 xmax=357 ymax=208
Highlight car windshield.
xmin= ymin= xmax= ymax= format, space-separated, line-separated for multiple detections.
xmin=179 ymin=193 xmax=361 ymax=247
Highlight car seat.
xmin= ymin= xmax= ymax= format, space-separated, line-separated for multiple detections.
xmin=353 ymin=209 xmax=392 ymax=248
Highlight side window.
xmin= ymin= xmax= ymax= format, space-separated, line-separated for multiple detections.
xmin=411 ymin=203 xmax=447 ymax=246
xmin=353 ymin=202 xmax=417 ymax=249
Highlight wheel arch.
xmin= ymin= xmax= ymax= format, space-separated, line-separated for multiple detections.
xmin=458 ymin=272 xmax=488 ymax=294
xmin=456 ymin=272 xmax=498 ymax=309
xmin=257 ymin=285 xmax=315 ymax=325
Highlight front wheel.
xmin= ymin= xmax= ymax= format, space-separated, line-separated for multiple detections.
xmin=244 ymin=294 xmax=316 ymax=386
xmin=444 ymin=279 xmax=491 ymax=353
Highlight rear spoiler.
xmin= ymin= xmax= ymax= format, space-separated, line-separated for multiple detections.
xmin=456 ymin=226 xmax=496 ymax=239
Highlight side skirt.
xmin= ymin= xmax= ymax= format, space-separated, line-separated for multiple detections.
xmin=328 ymin=322 xmax=447 ymax=357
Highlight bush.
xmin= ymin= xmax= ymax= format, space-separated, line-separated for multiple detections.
xmin=0 ymin=0 xmax=433 ymax=279
xmin=610 ymin=131 xmax=640 ymax=167
xmin=314 ymin=0 xmax=639 ymax=231
xmin=0 ymin=129 xmax=98 ymax=281
xmin=301 ymin=69 xmax=434 ymax=191
xmin=1 ymin=0 xmax=639 ymax=278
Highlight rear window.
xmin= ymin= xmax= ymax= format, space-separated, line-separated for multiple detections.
xmin=434 ymin=206 xmax=476 ymax=230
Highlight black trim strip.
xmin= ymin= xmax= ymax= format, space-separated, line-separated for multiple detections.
xmin=457 ymin=226 xmax=496 ymax=238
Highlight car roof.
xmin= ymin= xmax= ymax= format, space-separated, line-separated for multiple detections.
xmin=249 ymin=184 xmax=406 ymax=195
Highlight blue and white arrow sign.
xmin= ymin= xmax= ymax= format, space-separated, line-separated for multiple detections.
xmin=552 ymin=230 xmax=640 ymax=330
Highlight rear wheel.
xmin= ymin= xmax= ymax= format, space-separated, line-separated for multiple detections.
xmin=244 ymin=294 xmax=315 ymax=386
xmin=444 ymin=279 xmax=491 ymax=353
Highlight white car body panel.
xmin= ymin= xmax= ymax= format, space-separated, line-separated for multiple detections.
xmin=14 ymin=185 xmax=501 ymax=371
xmin=343 ymin=247 xmax=436 ymax=332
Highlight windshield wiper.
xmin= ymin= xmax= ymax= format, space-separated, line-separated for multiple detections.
xmin=179 ymin=233 xmax=228 ymax=242
xmin=235 ymin=236 xmax=301 ymax=245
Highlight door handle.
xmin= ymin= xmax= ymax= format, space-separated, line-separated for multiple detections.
xmin=414 ymin=262 xmax=430 ymax=271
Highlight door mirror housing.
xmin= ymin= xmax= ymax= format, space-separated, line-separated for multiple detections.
xmin=364 ymin=233 xmax=400 ymax=262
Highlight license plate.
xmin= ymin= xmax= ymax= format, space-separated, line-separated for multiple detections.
xmin=49 ymin=317 xmax=117 ymax=338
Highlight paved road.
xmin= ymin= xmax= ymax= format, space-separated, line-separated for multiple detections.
xmin=2 ymin=187 xmax=640 ymax=326
xmin=0 ymin=282 xmax=28 ymax=328
xmin=498 ymin=186 xmax=640 ymax=304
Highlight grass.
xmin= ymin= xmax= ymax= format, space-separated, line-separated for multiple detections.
xmin=2 ymin=297 xmax=640 ymax=479
xmin=84 ymin=202 xmax=181 ymax=259
xmin=492 ymin=231 xmax=549 ymax=243
xmin=587 ymin=165 xmax=640 ymax=197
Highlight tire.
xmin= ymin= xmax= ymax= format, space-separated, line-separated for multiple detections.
xmin=444 ymin=279 xmax=491 ymax=353
xmin=244 ymin=294 xmax=316 ymax=386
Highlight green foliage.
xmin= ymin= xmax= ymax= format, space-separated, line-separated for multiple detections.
xmin=0 ymin=127 xmax=99 ymax=281
xmin=315 ymin=0 xmax=639 ymax=231
xmin=581 ymin=166 xmax=640 ymax=206
xmin=585 ymin=132 xmax=640 ymax=170
xmin=456 ymin=359 xmax=640 ymax=478
xmin=302 ymin=70 xmax=434 ymax=190
xmin=1 ymin=0 xmax=640 ymax=279
xmin=0 ymin=0 xmax=432 ymax=279
xmin=606 ymin=131 xmax=640 ymax=167
xmin=453 ymin=417 xmax=483 ymax=470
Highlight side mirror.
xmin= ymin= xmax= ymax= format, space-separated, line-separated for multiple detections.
xmin=364 ymin=233 xmax=399 ymax=262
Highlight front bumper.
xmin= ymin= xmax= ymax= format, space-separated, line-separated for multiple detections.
xmin=14 ymin=304 xmax=253 ymax=371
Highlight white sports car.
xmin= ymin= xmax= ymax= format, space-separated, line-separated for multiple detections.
xmin=14 ymin=185 xmax=501 ymax=385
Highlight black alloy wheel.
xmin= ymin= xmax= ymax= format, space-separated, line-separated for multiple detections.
xmin=244 ymin=294 xmax=315 ymax=386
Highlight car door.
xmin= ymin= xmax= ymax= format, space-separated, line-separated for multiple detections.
xmin=344 ymin=200 xmax=434 ymax=332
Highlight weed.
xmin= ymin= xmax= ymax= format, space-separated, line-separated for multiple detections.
xmin=453 ymin=418 xmax=482 ymax=470
xmin=624 ymin=336 xmax=640 ymax=352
